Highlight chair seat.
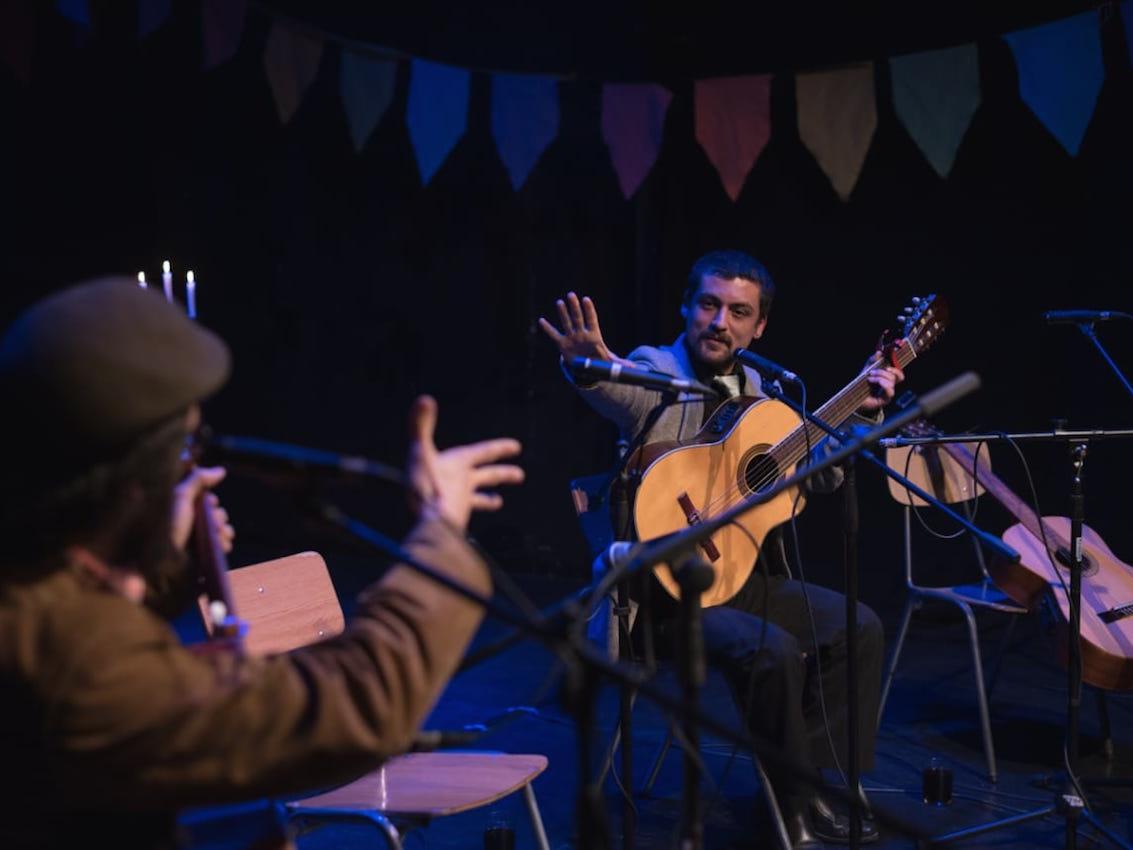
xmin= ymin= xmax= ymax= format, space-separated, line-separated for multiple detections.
xmin=919 ymin=580 xmax=1028 ymax=614
xmin=287 ymin=753 xmax=548 ymax=817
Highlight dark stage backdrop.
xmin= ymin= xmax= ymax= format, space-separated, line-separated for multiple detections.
xmin=2 ymin=6 xmax=1131 ymax=619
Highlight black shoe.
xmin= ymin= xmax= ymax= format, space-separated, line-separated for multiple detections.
xmin=810 ymin=795 xmax=879 ymax=845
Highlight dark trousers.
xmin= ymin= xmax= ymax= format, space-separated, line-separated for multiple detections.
xmin=654 ymin=572 xmax=884 ymax=808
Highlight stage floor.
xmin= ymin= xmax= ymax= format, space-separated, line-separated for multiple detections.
xmin=183 ymin=572 xmax=1133 ymax=849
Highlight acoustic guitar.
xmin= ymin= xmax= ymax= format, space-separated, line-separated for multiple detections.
xmin=900 ymin=421 xmax=1133 ymax=691
xmin=631 ymin=295 xmax=949 ymax=607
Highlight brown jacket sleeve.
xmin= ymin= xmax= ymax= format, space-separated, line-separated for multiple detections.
xmin=39 ymin=515 xmax=490 ymax=809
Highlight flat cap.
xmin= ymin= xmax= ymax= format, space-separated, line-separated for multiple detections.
xmin=0 ymin=276 xmax=231 ymax=484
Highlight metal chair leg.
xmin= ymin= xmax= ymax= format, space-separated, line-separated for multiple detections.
xmin=596 ymin=721 xmax=623 ymax=786
xmin=642 ymin=726 xmax=674 ymax=796
xmin=1096 ymin=688 xmax=1114 ymax=761
xmin=984 ymin=611 xmax=1019 ymax=700
xmin=959 ymin=602 xmax=998 ymax=783
xmin=523 ymin=783 xmax=551 ymax=850
xmin=877 ymin=595 xmax=918 ymax=727
xmin=289 ymin=809 xmax=403 ymax=850
xmin=753 ymin=753 xmax=793 ymax=850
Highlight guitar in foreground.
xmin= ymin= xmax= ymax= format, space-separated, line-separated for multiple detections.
xmin=632 ymin=295 xmax=949 ymax=606
xmin=899 ymin=421 xmax=1133 ymax=692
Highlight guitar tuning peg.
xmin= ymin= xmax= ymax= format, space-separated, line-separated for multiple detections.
xmin=911 ymin=296 xmax=922 ymax=303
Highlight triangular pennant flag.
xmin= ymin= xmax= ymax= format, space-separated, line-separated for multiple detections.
xmin=796 ymin=64 xmax=877 ymax=201
xmin=0 ymin=0 xmax=35 ymax=83
xmin=1125 ymin=1 xmax=1133 ymax=61
xmin=1005 ymin=11 xmax=1104 ymax=156
xmin=694 ymin=75 xmax=772 ymax=201
xmin=491 ymin=74 xmax=559 ymax=190
xmin=340 ymin=50 xmax=397 ymax=152
xmin=201 ymin=0 xmax=247 ymax=70
xmin=262 ymin=22 xmax=324 ymax=125
xmin=890 ymin=44 xmax=981 ymax=177
xmin=601 ymin=83 xmax=672 ymax=198
xmin=138 ymin=0 xmax=171 ymax=40
xmin=56 ymin=0 xmax=90 ymax=29
xmin=406 ymin=59 xmax=470 ymax=185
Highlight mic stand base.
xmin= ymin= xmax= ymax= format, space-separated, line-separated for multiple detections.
xmin=923 ymin=441 xmax=1131 ymax=850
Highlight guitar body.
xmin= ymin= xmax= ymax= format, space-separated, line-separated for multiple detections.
xmin=994 ymin=518 xmax=1133 ymax=691
xmin=633 ymin=398 xmax=806 ymax=607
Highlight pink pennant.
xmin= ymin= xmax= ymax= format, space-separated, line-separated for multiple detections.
xmin=601 ymin=83 xmax=672 ymax=198
xmin=695 ymin=75 xmax=772 ymax=201
xmin=202 ymin=0 xmax=247 ymax=70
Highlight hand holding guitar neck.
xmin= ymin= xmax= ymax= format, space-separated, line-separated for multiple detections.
xmin=177 ymin=443 xmax=243 ymax=647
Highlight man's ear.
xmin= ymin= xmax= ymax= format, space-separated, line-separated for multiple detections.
xmin=752 ymin=317 xmax=768 ymax=340
xmin=679 ymin=302 xmax=689 ymax=320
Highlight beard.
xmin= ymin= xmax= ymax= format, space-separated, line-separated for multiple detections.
xmin=695 ymin=331 xmax=734 ymax=369
xmin=112 ymin=470 xmax=197 ymax=620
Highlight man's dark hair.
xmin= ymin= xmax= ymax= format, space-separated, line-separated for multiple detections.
xmin=684 ymin=250 xmax=776 ymax=319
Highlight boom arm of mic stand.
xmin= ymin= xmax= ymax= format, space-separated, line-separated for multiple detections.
xmin=1077 ymin=322 xmax=1133 ymax=401
xmin=757 ymin=383 xmax=1021 ymax=565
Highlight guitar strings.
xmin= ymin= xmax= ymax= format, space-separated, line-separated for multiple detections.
xmin=694 ymin=369 xmax=882 ymax=520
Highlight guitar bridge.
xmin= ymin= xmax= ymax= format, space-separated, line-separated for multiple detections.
xmin=676 ymin=492 xmax=720 ymax=562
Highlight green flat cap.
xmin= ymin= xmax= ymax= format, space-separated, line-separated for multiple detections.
xmin=0 ymin=276 xmax=231 ymax=483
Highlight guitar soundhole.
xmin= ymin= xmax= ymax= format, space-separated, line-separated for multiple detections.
xmin=1054 ymin=547 xmax=1098 ymax=577
xmin=740 ymin=447 xmax=780 ymax=495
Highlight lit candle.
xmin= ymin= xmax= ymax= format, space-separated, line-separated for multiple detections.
xmin=162 ymin=260 xmax=173 ymax=303
xmin=137 ymin=271 xmax=147 ymax=289
xmin=186 ymin=270 xmax=197 ymax=319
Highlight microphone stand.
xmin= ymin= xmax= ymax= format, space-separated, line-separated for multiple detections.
xmin=305 ymin=375 xmax=982 ymax=850
xmin=604 ymin=391 xmax=674 ymax=850
xmin=573 ymin=372 xmax=980 ymax=849
xmin=879 ymin=428 xmax=1133 ymax=850
xmin=1068 ymin=319 xmax=1133 ymax=401
xmin=753 ymin=383 xmax=1020 ymax=850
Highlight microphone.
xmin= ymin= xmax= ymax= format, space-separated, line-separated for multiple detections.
xmin=568 ymin=356 xmax=715 ymax=396
xmin=203 ymin=432 xmax=406 ymax=485
xmin=733 ymin=348 xmax=800 ymax=385
xmin=1044 ymin=310 xmax=1132 ymax=324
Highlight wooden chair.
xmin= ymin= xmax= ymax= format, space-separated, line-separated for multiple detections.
xmin=210 ymin=551 xmax=551 ymax=850
xmin=878 ymin=443 xmax=1028 ymax=783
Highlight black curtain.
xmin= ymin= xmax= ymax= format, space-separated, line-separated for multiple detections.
xmin=2 ymin=3 xmax=1130 ymax=617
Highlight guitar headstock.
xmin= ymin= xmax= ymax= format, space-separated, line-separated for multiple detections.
xmin=880 ymin=294 xmax=949 ymax=363
xmin=900 ymin=417 xmax=941 ymax=440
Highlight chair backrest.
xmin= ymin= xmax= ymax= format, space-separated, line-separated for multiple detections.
xmin=885 ymin=442 xmax=988 ymax=507
xmin=199 ymin=551 xmax=344 ymax=656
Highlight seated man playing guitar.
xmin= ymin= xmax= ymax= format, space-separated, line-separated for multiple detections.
xmin=540 ymin=250 xmax=903 ymax=849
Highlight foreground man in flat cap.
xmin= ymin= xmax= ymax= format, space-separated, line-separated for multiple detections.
xmin=0 ymin=277 xmax=524 ymax=849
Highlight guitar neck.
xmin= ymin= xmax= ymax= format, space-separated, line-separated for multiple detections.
xmin=937 ymin=441 xmax=1061 ymax=548
xmin=771 ymin=342 xmax=918 ymax=468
